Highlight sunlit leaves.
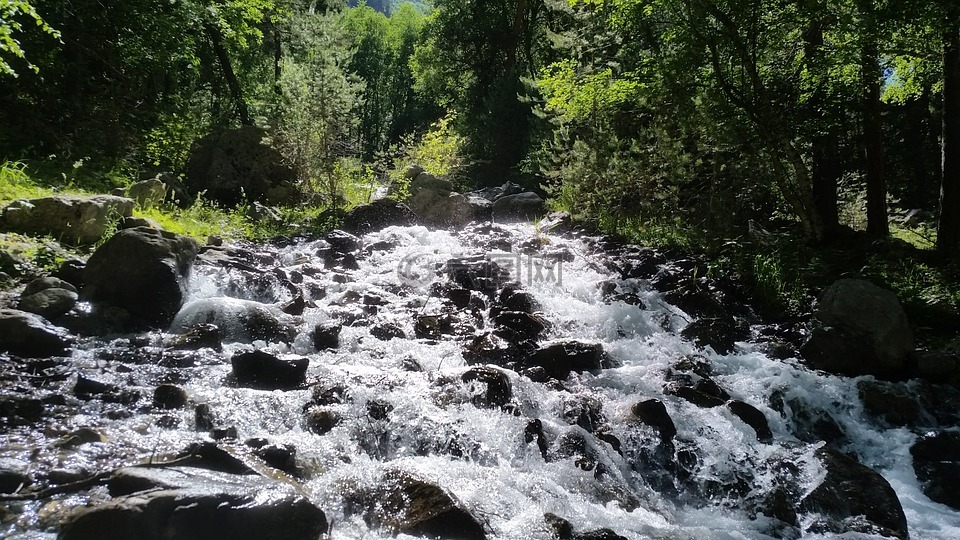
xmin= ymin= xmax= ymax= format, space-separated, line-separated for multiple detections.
xmin=0 ymin=0 xmax=59 ymax=76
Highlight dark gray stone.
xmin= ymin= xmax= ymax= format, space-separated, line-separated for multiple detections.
xmin=60 ymin=466 xmax=327 ymax=540
xmin=0 ymin=308 xmax=73 ymax=357
xmin=83 ymin=227 xmax=198 ymax=327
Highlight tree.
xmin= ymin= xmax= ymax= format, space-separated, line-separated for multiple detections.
xmin=0 ymin=0 xmax=59 ymax=77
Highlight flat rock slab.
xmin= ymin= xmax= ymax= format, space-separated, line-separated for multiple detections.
xmin=0 ymin=195 xmax=134 ymax=245
xmin=60 ymin=466 xmax=327 ymax=540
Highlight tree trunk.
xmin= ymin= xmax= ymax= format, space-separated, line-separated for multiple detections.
xmin=863 ymin=43 xmax=888 ymax=237
xmin=205 ymin=22 xmax=253 ymax=126
xmin=506 ymin=0 xmax=528 ymax=72
xmin=939 ymin=9 xmax=960 ymax=254
xmin=804 ymin=16 xmax=840 ymax=238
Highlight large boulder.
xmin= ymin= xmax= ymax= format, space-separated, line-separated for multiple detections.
xmin=0 ymin=195 xmax=134 ymax=245
xmin=170 ymin=297 xmax=298 ymax=344
xmin=0 ymin=308 xmax=74 ymax=357
xmin=910 ymin=431 xmax=960 ymax=510
xmin=342 ymin=198 xmax=417 ymax=235
xmin=59 ymin=466 xmax=327 ymax=540
xmin=800 ymin=279 xmax=914 ymax=376
xmin=407 ymin=189 xmax=474 ymax=226
xmin=491 ymin=192 xmax=545 ymax=222
xmin=83 ymin=227 xmax=199 ymax=327
xmin=125 ymin=178 xmax=167 ymax=209
xmin=800 ymin=448 xmax=908 ymax=539
xmin=185 ymin=126 xmax=297 ymax=207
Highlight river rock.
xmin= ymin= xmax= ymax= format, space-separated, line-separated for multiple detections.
xmin=342 ymin=198 xmax=417 ymax=234
xmin=59 ymin=465 xmax=327 ymax=540
xmin=185 ymin=126 xmax=297 ymax=206
xmin=525 ymin=341 xmax=611 ymax=380
xmin=83 ymin=227 xmax=198 ymax=327
xmin=361 ymin=469 xmax=487 ymax=539
xmin=171 ymin=297 xmax=297 ymax=344
xmin=231 ymin=350 xmax=308 ymax=390
xmin=0 ymin=195 xmax=135 ymax=245
xmin=494 ymin=311 xmax=549 ymax=342
xmin=167 ymin=323 xmax=223 ymax=351
xmin=154 ymin=384 xmax=189 ymax=410
xmin=408 ymin=189 xmax=475 ymax=226
xmin=800 ymin=279 xmax=914 ymax=376
xmin=492 ymin=192 xmax=545 ymax=222
xmin=910 ymin=431 xmax=960 ymax=510
xmin=727 ymin=400 xmax=773 ymax=443
xmin=17 ymin=278 xmax=78 ymax=319
xmin=461 ymin=366 xmax=513 ymax=408
xmin=680 ymin=316 xmax=748 ymax=355
xmin=800 ymin=448 xmax=908 ymax=539
xmin=631 ymin=399 xmax=677 ymax=441
xmin=324 ymin=229 xmax=361 ymax=253
xmin=0 ymin=308 xmax=73 ymax=357
xmin=312 ymin=322 xmax=341 ymax=351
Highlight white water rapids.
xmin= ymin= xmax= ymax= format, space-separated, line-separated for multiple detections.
xmin=5 ymin=222 xmax=960 ymax=539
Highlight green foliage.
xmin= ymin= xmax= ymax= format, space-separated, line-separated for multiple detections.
xmin=387 ymin=112 xmax=470 ymax=196
xmin=0 ymin=0 xmax=59 ymax=77
xmin=272 ymin=11 xmax=363 ymax=208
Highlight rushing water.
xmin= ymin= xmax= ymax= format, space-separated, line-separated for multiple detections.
xmin=4 ymin=222 xmax=960 ymax=539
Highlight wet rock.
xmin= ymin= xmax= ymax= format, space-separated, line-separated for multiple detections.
xmin=153 ymin=384 xmax=189 ymax=410
xmin=910 ymin=431 xmax=960 ymax=510
xmin=665 ymin=376 xmax=729 ymax=408
xmin=415 ymin=314 xmax=454 ymax=339
xmin=364 ymin=469 xmax=487 ymax=539
xmin=60 ymin=466 xmax=327 ymax=540
xmin=0 ymin=308 xmax=73 ymax=357
xmin=343 ymin=198 xmax=417 ymax=235
xmin=54 ymin=427 xmax=106 ymax=448
xmin=562 ymin=395 xmax=604 ymax=432
xmin=246 ymin=440 xmax=299 ymax=477
xmin=312 ymin=322 xmax=341 ymax=351
xmin=171 ymin=298 xmax=297 ymax=344
xmin=446 ymin=256 xmax=508 ymax=294
xmin=858 ymin=380 xmax=921 ymax=427
xmin=631 ymin=399 xmax=677 ymax=441
xmin=83 ymin=227 xmax=199 ymax=327
xmin=0 ymin=195 xmax=135 ymax=245
xmin=463 ymin=332 xmax=523 ymax=367
xmin=800 ymin=448 xmax=908 ymax=539
xmin=680 ymin=316 xmax=748 ymax=355
xmin=0 ymin=469 xmax=32 ymax=494
xmin=494 ymin=311 xmax=549 ymax=342
xmin=447 ymin=288 xmax=473 ymax=308
xmin=525 ymin=419 xmax=549 ymax=458
xmin=231 ymin=350 xmax=308 ymax=390
xmin=801 ymin=279 xmax=914 ymax=376
xmin=911 ymin=349 xmax=960 ymax=380
xmin=544 ymin=513 xmax=628 ymax=540
xmin=305 ymin=407 xmax=341 ymax=435
xmin=496 ymin=286 xmax=539 ymax=314
xmin=167 ymin=323 xmax=223 ymax=351
xmin=0 ymin=396 xmax=44 ymax=425
xmin=727 ymin=400 xmax=773 ymax=443
xmin=525 ymin=341 xmax=611 ymax=380
xmin=74 ymin=375 xmax=116 ymax=396
xmin=666 ymin=385 xmax=726 ymax=408
xmin=195 ymin=404 xmax=215 ymax=431
xmin=461 ymin=366 xmax=513 ymax=408
xmin=325 ymin=229 xmax=361 ymax=253
xmin=367 ymin=399 xmax=394 ymax=421
xmin=370 ymin=323 xmax=406 ymax=341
